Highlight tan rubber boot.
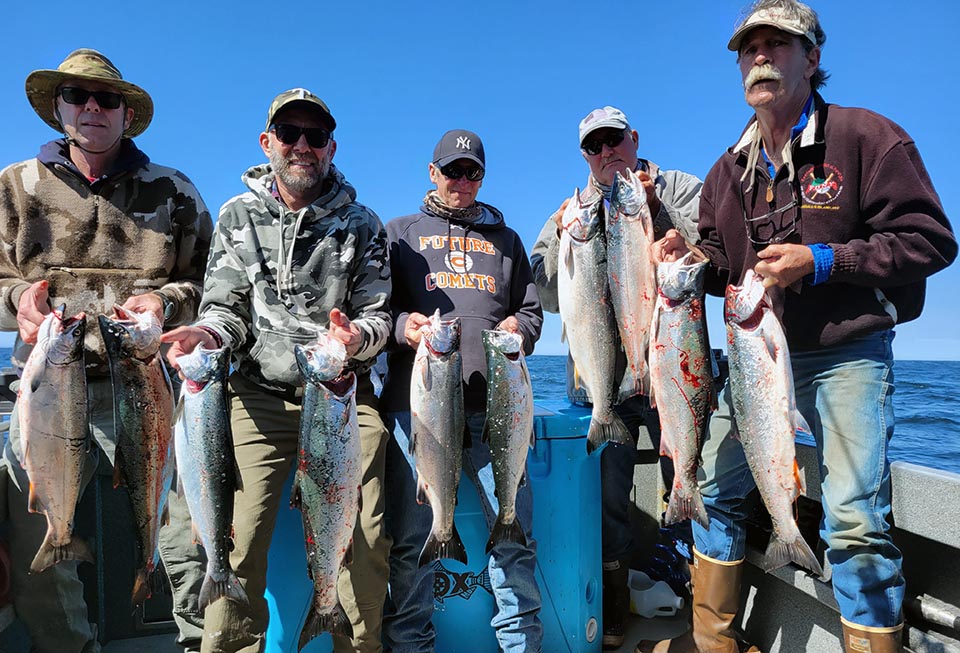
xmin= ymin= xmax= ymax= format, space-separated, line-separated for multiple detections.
xmin=841 ymin=619 xmax=903 ymax=653
xmin=635 ymin=551 xmax=759 ymax=653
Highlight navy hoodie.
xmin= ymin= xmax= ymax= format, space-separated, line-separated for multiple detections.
xmin=381 ymin=202 xmax=542 ymax=413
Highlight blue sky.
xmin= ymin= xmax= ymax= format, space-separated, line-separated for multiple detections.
xmin=4 ymin=1 xmax=958 ymax=359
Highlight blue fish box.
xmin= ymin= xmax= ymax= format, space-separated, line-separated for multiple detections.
xmin=264 ymin=400 xmax=601 ymax=652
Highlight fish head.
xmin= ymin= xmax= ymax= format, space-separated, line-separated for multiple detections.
xmin=609 ymin=170 xmax=646 ymax=221
xmin=295 ymin=333 xmax=347 ymax=383
xmin=482 ymin=329 xmax=523 ymax=362
xmin=724 ymin=269 xmax=769 ymax=328
xmin=423 ymin=312 xmax=461 ymax=357
xmin=98 ymin=305 xmax=162 ymax=360
xmin=176 ymin=345 xmax=228 ymax=387
xmin=657 ymin=252 xmax=708 ymax=304
xmin=561 ymin=189 xmax=603 ymax=243
xmin=39 ymin=306 xmax=86 ymax=365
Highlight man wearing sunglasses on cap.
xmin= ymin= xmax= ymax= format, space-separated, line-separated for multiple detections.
xmin=161 ymin=88 xmax=391 ymax=653
xmin=642 ymin=2 xmax=956 ymax=652
xmin=530 ymin=106 xmax=702 ymax=650
xmin=380 ymin=129 xmax=544 ymax=653
xmin=0 ymin=48 xmax=212 ymax=652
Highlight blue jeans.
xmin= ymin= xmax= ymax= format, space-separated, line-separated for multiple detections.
xmin=382 ymin=411 xmax=542 ymax=653
xmin=693 ymin=330 xmax=905 ymax=628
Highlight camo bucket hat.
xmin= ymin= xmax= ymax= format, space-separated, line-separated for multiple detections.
xmin=25 ymin=48 xmax=154 ymax=138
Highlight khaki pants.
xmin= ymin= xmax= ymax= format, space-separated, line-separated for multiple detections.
xmin=201 ymin=373 xmax=389 ymax=653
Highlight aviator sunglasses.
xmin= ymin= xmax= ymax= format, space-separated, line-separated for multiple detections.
xmin=580 ymin=130 xmax=626 ymax=156
xmin=270 ymin=124 xmax=331 ymax=149
xmin=439 ymin=162 xmax=485 ymax=182
xmin=59 ymin=87 xmax=124 ymax=110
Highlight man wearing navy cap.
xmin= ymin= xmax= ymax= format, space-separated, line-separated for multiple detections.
xmin=380 ymin=129 xmax=544 ymax=653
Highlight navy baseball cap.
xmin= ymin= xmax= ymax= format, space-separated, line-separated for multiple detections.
xmin=432 ymin=129 xmax=485 ymax=168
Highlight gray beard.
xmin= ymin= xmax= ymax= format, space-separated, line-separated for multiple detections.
xmin=268 ymin=148 xmax=328 ymax=193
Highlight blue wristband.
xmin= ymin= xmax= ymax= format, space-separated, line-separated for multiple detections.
xmin=805 ymin=243 xmax=834 ymax=286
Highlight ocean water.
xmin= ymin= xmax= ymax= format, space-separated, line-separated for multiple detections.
xmin=526 ymin=355 xmax=960 ymax=475
xmin=2 ymin=350 xmax=956 ymax=473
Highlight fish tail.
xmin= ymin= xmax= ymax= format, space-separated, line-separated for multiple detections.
xmin=298 ymin=598 xmax=352 ymax=650
xmin=762 ymin=533 xmax=823 ymax=576
xmin=29 ymin=533 xmax=94 ymax=574
xmin=131 ymin=567 xmax=153 ymax=605
xmin=586 ymin=412 xmax=633 ymax=453
xmin=199 ymin=570 xmax=250 ymax=610
xmin=418 ymin=524 xmax=468 ymax=567
xmin=485 ymin=513 xmax=527 ymax=553
xmin=664 ymin=483 xmax=709 ymax=529
xmin=617 ymin=365 xmax=650 ymax=404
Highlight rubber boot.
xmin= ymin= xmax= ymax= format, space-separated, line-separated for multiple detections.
xmin=841 ymin=619 xmax=903 ymax=653
xmin=603 ymin=559 xmax=631 ymax=650
xmin=635 ymin=550 xmax=759 ymax=653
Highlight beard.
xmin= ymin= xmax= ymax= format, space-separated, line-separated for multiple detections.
xmin=744 ymin=63 xmax=783 ymax=90
xmin=268 ymin=146 xmax=330 ymax=193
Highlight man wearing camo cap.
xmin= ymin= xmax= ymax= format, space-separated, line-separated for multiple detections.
xmin=162 ymin=88 xmax=391 ymax=653
xmin=530 ymin=106 xmax=702 ymax=650
xmin=0 ymin=48 xmax=212 ymax=652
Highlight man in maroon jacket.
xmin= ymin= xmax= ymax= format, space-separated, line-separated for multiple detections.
xmin=638 ymin=1 xmax=956 ymax=652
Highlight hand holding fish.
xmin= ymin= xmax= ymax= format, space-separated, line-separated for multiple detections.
xmin=328 ymin=307 xmax=362 ymax=358
xmin=16 ymin=279 xmax=51 ymax=344
xmin=403 ymin=312 xmax=432 ymax=349
xmin=160 ymin=326 xmax=220 ymax=371
xmin=755 ymin=244 xmax=815 ymax=289
xmin=636 ymin=170 xmax=661 ymax=217
xmin=652 ymin=229 xmax=691 ymax=264
xmin=120 ymin=291 xmax=165 ymax=326
xmin=496 ymin=315 xmax=521 ymax=337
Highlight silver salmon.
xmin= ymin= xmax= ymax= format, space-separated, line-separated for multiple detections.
xmin=648 ymin=253 xmax=712 ymax=528
xmin=173 ymin=345 xmax=247 ymax=610
xmin=17 ymin=306 xmax=92 ymax=573
xmin=99 ymin=306 xmax=175 ymax=604
xmin=411 ymin=310 xmax=467 ymax=567
xmin=293 ymin=336 xmax=360 ymax=647
xmin=607 ymin=170 xmax=658 ymax=400
xmin=725 ymin=270 xmax=822 ymax=575
xmin=481 ymin=329 xmax=534 ymax=553
xmin=557 ymin=189 xmax=631 ymax=452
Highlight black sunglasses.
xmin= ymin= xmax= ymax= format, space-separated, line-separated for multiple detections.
xmin=439 ymin=162 xmax=485 ymax=182
xmin=581 ymin=130 xmax=626 ymax=156
xmin=270 ymin=124 xmax=331 ymax=149
xmin=59 ymin=87 xmax=124 ymax=110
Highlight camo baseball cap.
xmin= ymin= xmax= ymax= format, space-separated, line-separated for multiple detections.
xmin=728 ymin=7 xmax=818 ymax=51
xmin=578 ymin=106 xmax=630 ymax=145
xmin=25 ymin=48 xmax=153 ymax=137
xmin=265 ymin=88 xmax=336 ymax=132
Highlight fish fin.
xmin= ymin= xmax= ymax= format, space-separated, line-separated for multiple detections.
xmin=191 ymin=521 xmax=202 ymax=546
xmin=793 ymin=410 xmax=813 ymax=438
xmin=585 ymin=412 xmax=632 ymax=453
xmin=415 ymin=479 xmax=429 ymax=506
xmin=793 ymin=460 xmax=807 ymax=496
xmin=418 ymin=524 xmax=468 ymax=567
xmin=29 ymin=534 xmax=94 ymax=574
xmin=572 ymin=362 xmax=583 ymax=391
xmin=132 ymin=567 xmax=152 ymax=606
xmin=27 ymin=482 xmax=42 ymax=514
xmin=617 ymin=369 xmax=644 ymax=404
xmin=357 ymin=484 xmax=363 ymax=513
xmin=233 ymin=459 xmax=243 ymax=492
xmin=664 ymin=482 xmax=709 ymax=529
xmin=112 ymin=448 xmax=128 ymax=489
xmin=172 ymin=397 xmax=185 ymax=424
xmin=343 ymin=539 xmax=355 ymax=567
xmin=29 ymin=375 xmax=42 ymax=394
xmin=420 ymin=360 xmax=432 ymax=392
xmin=528 ymin=427 xmax=535 ymax=449
xmin=762 ymin=532 xmax=823 ymax=577
xmin=408 ymin=429 xmax=417 ymax=456
xmin=560 ymin=321 xmax=567 ymax=344
xmin=299 ymin=598 xmax=352 ymax=650
xmin=485 ymin=513 xmax=527 ymax=553
xmin=199 ymin=569 xmax=249 ymax=611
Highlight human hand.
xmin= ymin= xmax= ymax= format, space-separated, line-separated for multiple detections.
xmin=120 ymin=292 xmax=165 ymax=326
xmin=496 ymin=316 xmax=521 ymax=335
xmin=550 ymin=198 xmax=571 ymax=231
xmin=17 ymin=280 xmax=51 ymax=344
xmin=159 ymin=326 xmax=218 ymax=372
xmin=755 ymin=244 xmax=815 ymax=289
xmin=636 ymin=170 xmax=661 ymax=217
xmin=328 ymin=308 xmax=362 ymax=358
xmin=652 ymin=229 xmax=691 ymax=263
xmin=403 ymin=312 xmax=431 ymax=349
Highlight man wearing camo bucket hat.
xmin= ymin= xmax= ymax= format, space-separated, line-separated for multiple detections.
xmin=0 ymin=48 xmax=212 ymax=652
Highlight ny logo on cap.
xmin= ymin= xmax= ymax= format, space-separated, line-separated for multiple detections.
xmin=456 ymin=136 xmax=471 ymax=150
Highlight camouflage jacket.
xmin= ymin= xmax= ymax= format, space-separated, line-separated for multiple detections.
xmin=0 ymin=139 xmax=213 ymax=375
xmin=194 ymin=163 xmax=391 ymax=399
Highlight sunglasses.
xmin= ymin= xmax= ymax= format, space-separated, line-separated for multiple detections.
xmin=270 ymin=124 xmax=331 ymax=149
xmin=741 ymin=179 xmax=802 ymax=250
xmin=439 ymin=162 xmax=485 ymax=182
xmin=59 ymin=87 xmax=124 ymax=110
xmin=581 ymin=131 xmax=626 ymax=156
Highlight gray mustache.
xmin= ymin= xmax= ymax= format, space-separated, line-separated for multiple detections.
xmin=744 ymin=64 xmax=783 ymax=89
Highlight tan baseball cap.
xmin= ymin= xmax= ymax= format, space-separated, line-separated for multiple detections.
xmin=265 ymin=88 xmax=336 ymax=132
xmin=728 ymin=7 xmax=818 ymax=51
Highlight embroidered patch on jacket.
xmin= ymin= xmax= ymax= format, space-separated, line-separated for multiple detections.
xmin=800 ymin=163 xmax=844 ymax=206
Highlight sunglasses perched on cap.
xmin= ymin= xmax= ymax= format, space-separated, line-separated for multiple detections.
xmin=58 ymin=87 xmax=124 ymax=110
xmin=270 ymin=124 xmax=331 ymax=149
xmin=438 ymin=162 xmax=485 ymax=182
xmin=581 ymin=130 xmax=626 ymax=156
